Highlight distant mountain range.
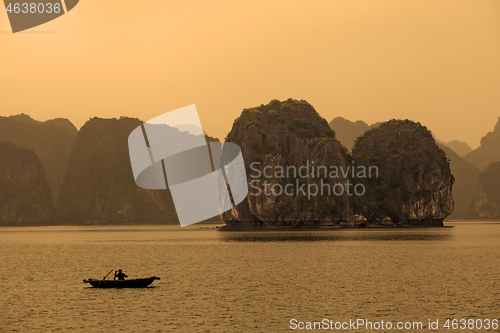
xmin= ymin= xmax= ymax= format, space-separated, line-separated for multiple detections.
xmin=1 ymin=107 xmax=500 ymax=225
xmin=467 ymin=161 xmax=500 ymax=218
xmin=329 ymin=116 xmax=473 ymax=157
xmin=446 ymin=140 xmax=472 ymax=157
xmin=438 ymin=144 xmax=479 ymax=219
xmin=0 ymin=114 xmax=221 ymax=225
xmin=328 ymin=117 xmax=381 ymax=151
xmin=464 ymin=117 xmax=500 ymax=171
xmin=0 ymin=114 xmax=77 ymax=203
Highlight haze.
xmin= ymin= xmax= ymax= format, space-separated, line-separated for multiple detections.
xmin=1 ymin=0 xmax=499 ymax=148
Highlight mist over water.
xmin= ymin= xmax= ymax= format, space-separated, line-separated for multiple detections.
xmin=1 ymin=223 xmax=499 ymax=332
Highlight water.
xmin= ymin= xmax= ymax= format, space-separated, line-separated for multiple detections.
xmin=1 ymin=223 xmax=499 ymax=332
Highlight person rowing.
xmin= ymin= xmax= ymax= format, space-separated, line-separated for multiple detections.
xmin=114 ymin=269 xmax=128 ymax=280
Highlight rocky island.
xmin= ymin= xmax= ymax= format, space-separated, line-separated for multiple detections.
xmin=222 ymin=99 xmax=351 ymax=228
xmin=58 ymin=117 xmax=179 ymax=224
xmin=352 ymin=119 xmax=454 ymax=226
xmin=221 ymin=100 xmax=454 ymax=229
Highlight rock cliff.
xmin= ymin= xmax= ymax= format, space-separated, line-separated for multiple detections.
xmin=0 ymin=142 xmax=54 ymax=224
xmin=352 ymin=120 xmax=454 ymax=225
xmin=467 ymin=162 xmax=500 ymax=218
xmin=222 ymin=99 xmax=351 ymax=228
xmin=0 ymin=114 xmax=77 ymax=203
xmin=58 ymin=117 xmax=179 ymax=224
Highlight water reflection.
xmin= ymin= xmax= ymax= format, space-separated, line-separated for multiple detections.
xmin=219 ymin=229 xmax=453 ymax=242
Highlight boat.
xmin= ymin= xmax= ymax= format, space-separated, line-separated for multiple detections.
xmin=83 ymin=276 xmax=161 ymax=288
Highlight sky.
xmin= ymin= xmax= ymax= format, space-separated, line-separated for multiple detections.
xmin=1 ymin=0 xmax=499 ymax=148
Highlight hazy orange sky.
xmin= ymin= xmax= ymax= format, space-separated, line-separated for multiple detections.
xmin=1 ymin=0 xmax=499 ymax=148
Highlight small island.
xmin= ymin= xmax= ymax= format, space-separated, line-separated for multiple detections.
xmin=221 ymin=99 xmax=454 ymax=230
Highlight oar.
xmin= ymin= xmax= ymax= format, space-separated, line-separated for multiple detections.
xmin=97 ymin=269 xmax=114 ymax=287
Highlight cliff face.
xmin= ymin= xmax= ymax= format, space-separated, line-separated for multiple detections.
xmin=464 ymin=117 xmax=500 ymax=171
xmin=0 ymin=142 xmax=54 ymax=224
xmin=222 ymin=99 xmax=351 ymax=228
xmin=438 ymin=144 xmax=480 ymax=219
xmin=352 ymin=120 xmax=454 ymax=225
xmin=0 ymin=114 xmax=77 ymax=203
xmin=58 ymin=117 xmax=178 ymax=224
xmin=467 ymin=162 xmax=500 ymax=218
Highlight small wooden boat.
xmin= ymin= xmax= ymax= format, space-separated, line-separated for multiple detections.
xmin=83 ymin=276 xmax=160 ymax=288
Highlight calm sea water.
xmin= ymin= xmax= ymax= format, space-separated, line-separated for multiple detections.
xmin=0 ymin=223 xmax=499 ymax=332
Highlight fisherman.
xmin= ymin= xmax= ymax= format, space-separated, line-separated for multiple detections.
xmin=114 ymin=269 xmax=128 ymax=280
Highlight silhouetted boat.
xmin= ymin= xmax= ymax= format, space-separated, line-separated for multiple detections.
xmin=83 ymin=276 xmax=160 ymax=288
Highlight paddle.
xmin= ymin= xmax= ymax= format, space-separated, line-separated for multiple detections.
xmin=97 ymin=269 xmax=114 ymax=287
